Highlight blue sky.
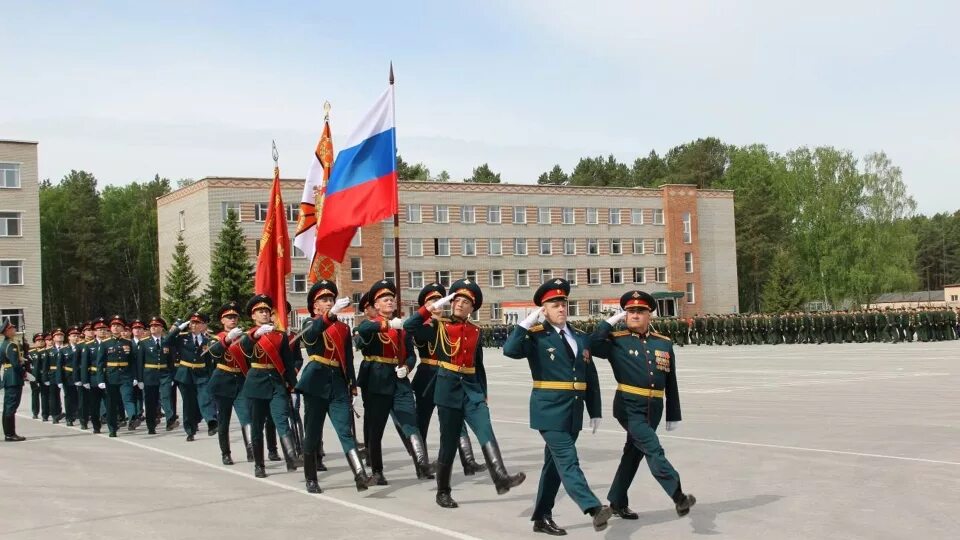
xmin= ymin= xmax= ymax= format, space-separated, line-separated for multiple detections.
xmin=3 ymin=1 xmax=958 ymax=214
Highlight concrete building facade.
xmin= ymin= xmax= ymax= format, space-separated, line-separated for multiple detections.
xmin=0 ymin=140 xmax=42 ymax=334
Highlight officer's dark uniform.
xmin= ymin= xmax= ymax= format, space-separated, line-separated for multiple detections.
xmin=137 ymin=316 xmax=177 ymax=434
xmin=168 ymin=312 xmax=216 ymax=441
xmin=503 ymin=278 xmax=609 ymax=534
xmin=296 ymin=280 xmax=371 ymax=493
xmin=36 ymin=334 xmax=53 ymax=421
xmin=25 ymin=333 xmax=41 ymax=419
xmin=590 ymin=291 xmax=696 ymax=519
xmin=2 ymin=319 xmax=28 ymax=441
xmin=406 ymin=279 xmax=524 ymax=509
xmin=59 ymin=326 xmax=82 ymax=426
xmin=355 ymin=280 xmax=433 ymax=484
xmin=46 ymin=329 xmax=67 ymax=423
xmin=80 ymin=318 xmax=108 ymax=433
xmin=97 ymin=316 xmax=137 ymax=436
xmin=207 ymin=302 xmax=252 ymax=465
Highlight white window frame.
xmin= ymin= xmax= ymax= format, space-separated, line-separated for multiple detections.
xmin=684 ymin=252 xmax=694 ymax=273
xmin=513 ymin=206 xmax=527 ymax=224
xmin=610 ymin=267 xmax=623 ymax=284
xmin=655 ymin=238 xmax=666 ymax=255
xmin=350 ymin=257 xmax=362 ymax=281
xmin=514 ymin=238 xmax=528 ymax=256
xmin=633 ymin=267 xmax=646 ymax=284
xmin=516 ymin=269 xmax=529 ymax=287
xmin=222 ymin=202 xmax=241 ymax=222
xmin=384 ymin=270 xmax=396 ymax=283
xmin=461 ymin=205 xmax=476 ymax=224
xmin=631 ymin=208 xmax=644 ymax=225
xmin=0 ymin=308 xmax=24 ymax=331
xmin=254 ymin=203 xmax=269 ymax=222
xmin=653 ymin=208 xmax=665 ymax=225
xmin=466 ymin=270 xmax=478 ymax=282
xmin=682 ymin=212 xmax=692 ymax=243
xmin=291 ymin=273 xmax=308 ymax=293
xmin=487 ymin=206 xmax=502 ymax=224
xmin=0 ymin=212 xmax=23 ymax=237
xmin=610 ymin=238 xmax=622 ymax=255
xmin=437 ymin=270 xmax=451 ymax=287
xmin=540 ymin=269 xmax=552 ymax=283
xmin=436 ymin=205 xmax=449 ymax=223
xmin=656 ymin=267 xmax=668 ymax=283
xmin=563 ymin=238 xmax=576 ymax=256
xmin=562 ymin=207 xmax=574 ymax=225
xmin=567 ymin=301 xmax=579 ymax=317
xmin=407 ymin=204 xmax=422 ymax=223
xmin=538 ymin=207 xmax=551 ymax=224
xmin=350 ymin=228 xmax=362 ymax=247
xmin=409 ymin=238 xmax=423 ymax=257
xmin=539 ymin=238 xmax=552 ymax=256
xmin=178 ymin=210 xmax=186 ymax=232
xmin=410 ymin=271 xmax=425 ymax=289
xmin=462 ymin=238 xmax=476 ymax=256
xmin=633 ymin=238 xmax=645 ymax=255
xmin=0 ymin=163 xmax=21 ymax=189
xmin=565 ymin=268 xmax=577 ymax=285
xmin=588 ymin=299 xmax=600 ymax=315
xmin=285 ymin=203 xmax=299 ymax=223
xmin=0 ymin=260 xmax=24 ymax=286
xmin=686 ymin=282 xmax=696 ymax=303
xmin=587 ymin=268 xmax=600 ymax=285
xmin=587 ymin=238 xmax=599 ymax=256
xmin=586 ymin=207 xmax=599 ymax=225
xmin=609 ymin=208 xmax=621 ymax=225
xmin=291 ymin=240 xmax=306 ymax=259
xmin=489 ymin=238 xmax=502 ymax=256
xmin=491 ymin=303 xmax=502 ymax=320
xmin=436 ymin=238 xmax=450 ymax=257
xmin=490 ymin=270 xmax=504 ymax=288
xmin=383 ymin=237 xmax=395 ymax=257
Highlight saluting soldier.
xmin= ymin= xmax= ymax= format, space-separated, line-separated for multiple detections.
xmin=60 ymin=326 xmax=83 ymax=426
xmin=503 ymin=278 xmax=610 ymax=535
xmin=230 ymin=294 xmax=302 ymax=477
xmin=137 ymin=316 xmax=178 ymax=434
xmin=207 ymin=302 xmax=253 ymax=465
xmin=2 ymin=319 xmax=28 ymax=441
xmin=80 ymin=318 xmax=109 ymax=434
xmin=296 ymin=280 xmax=372 ymax=493
xmin=355 ymin=280 xmax=434 ymax=485
xmin=590 ymin=291 xmax=696 ymax=521
xmin=168 ymin=312 xmax=217 ymax=441
xmin=98 ymin=316 xmax=137 ymax=437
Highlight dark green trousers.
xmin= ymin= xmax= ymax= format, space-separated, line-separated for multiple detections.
xmin=533 ymin=429 xmax=602 ymax=520
xmin=607 ymin=417 xmax=680 ymax=507
xmin=249 ymin=383 xmax=291 ymax=445
xmin=303 ymin=393 xmax=355 ymax=455
xmin=3 ymin=385 xmax=23 ymax=416
xmin=437 ymin=402 xmax=494 ymax=465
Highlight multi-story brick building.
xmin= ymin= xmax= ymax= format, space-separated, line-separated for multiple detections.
xmin=157 ymin=178 xmax=738 ymax=325
xmin=0 ymin=140 xmax=42 ymax=334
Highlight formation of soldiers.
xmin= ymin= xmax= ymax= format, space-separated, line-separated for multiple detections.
xmin=0 ymin=277 xmax=696 ymax=535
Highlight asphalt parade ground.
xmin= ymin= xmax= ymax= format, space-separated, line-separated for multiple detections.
xmin=2 ymin=341 xmax=958 ymax=539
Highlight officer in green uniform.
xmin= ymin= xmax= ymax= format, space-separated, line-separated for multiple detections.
xmin=234 ymin=294 xmax=302 ymax=478
xmin=2 ymin=319 xmax=28 ymax=441
xmin=25 ymin=332 xmax=41 ymax=419
xmin=80 ymin=319 xmax=107 ymax=433
xmin=296 ymin=280 xmax=372 ymax=493
xmin=590 ymin=291 xmax=696 ymax=522
xmin=503 ymin=278 xmax=611 ymax=535
xmin=35 ymin=333 xmax=52 ymax=421
xmin=355 ymin=280 xmax=434 ymax=484
xmin=97 ymin=316 xmax=137 ymax=436
xmin=408 ymin=279 xmax=526 ymax=511
xmin=137 ymin=316 xmax=177 ymax=434
xmin=168 ymin=312 xmax=216 ymax=441
xmin=206 ymin=303 xmax=253 ymax=464
xmin=409 ymin=283 xmax=486 ymax=477
xmin=46 ymin=328 xmax=67 ymax=423
xmin=60 ymin=326 xmax=82 ymax=426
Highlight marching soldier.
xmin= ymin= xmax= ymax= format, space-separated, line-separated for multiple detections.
xmin=35 ymin=333 xmax=52 ymax=421
xmin=296 ymin=280 xmax=373 ymax=493
xmin=47 ymin=329 xmax=67 ymax=423
xmin=24 ymin=333 xmax=40 ymax=419
xmin=60 ymin=326 xmax=82 ymax=426
xmin=137 ymin=316 xmax=178 ymax=434
xmin=80 ymin=318 xmax=109 ymax=434
xmin=168 ymin=312 xmax=217 ymax=441
xmin=590 ymin=291 xmax=696 ymax=522
xmin=98 ymin=316 xmax=137 ymax=436
xmin=130 ymin=319 xmax=147 ymax=423
xmin=503 ymin=278 xmax=610 ymax=534
xmin=355 ymin=280 xmax=434 ymax=485
xmin=406 ymin=279 xmax=524 ymax=510
xmin=2 ymin=319 xmax=28 ymax=441
xmin=207 ymin=302 xmax=252 ymax=465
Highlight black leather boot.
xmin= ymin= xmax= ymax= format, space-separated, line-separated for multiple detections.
xmin=253 ymin=438 xmax=267 ymax=478
xmin=280 ymin=433 xmax=303 ymax=471
xmin=481 ymin=441 xmax=525 ymax=494
xmin=532 ymin=517 xmax=567 ymax=536
xmin=673 ymin=485 xmax=696 ymax=517
xmin=303 ymin=452 xmax=321 ymax=493
xmin=4 ymin=416 xmax=26 ymax=442
xmin=346 ymin=448 xmax=372 ymax=492
xmin=409 ymin=433 xmax=435 ymax=479
xmin=266 ymin=424 xmax=281 ymax=461
xmin=207 ymin=419 xmax=218 ymax=436
xmin=218 ymin=424 xmax=233 ymax=465
xmin=611 ymin=505 xmax=639 ymax=519
xmin=241 ymin=424 xmax=254 ymax=462
xmin=435 ymin=461 xmax=458 ymax=509
xmin=458 ymin=435 xmax=486 ymax=476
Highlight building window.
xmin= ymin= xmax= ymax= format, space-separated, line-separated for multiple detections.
xmin=222 ymin=202 xmax=241 ymax=222
xmin=352 ymin=292 xmax=363 ymax=311
xmin=436 ymin=205 xmax=449 ymax=223
xmin=407 ymin=204 xmax=422 ymax=223
xmin=610 ymin=268 xmax=623 ymax=284
xmin=0 ymin=163 xmax=20 ymax=188
xmin=490 ymin=270 xmax=504 ymax=288
xmin=682 ymin=212 xmax=692 ymax=243
xmin=488 ymin=238 xmax=502 ymax=256
xmin=0 ymin=260 xmax=23 ymax=286
xmin=0 ymin=308 xmax=24 ymax=331
xmin=348 ymin=228 xmax=361 ymax=247
xmin=539 ymin=238 xmax=552 ymax=256
xmin=540 ymin=269 xmax=552 ymax=284
xmin=653 ymin=209 xmax=664 ymax=225
xmin=255 ymin=203 xmax=269 ymax=222
xmin=409 ymin=238 xmax=423 ymax=257
xmin=292 ymin=240 xmax=305 ymax=259
xmin=383 ymin=237 xmax=395 ymax=257
xmin=384 ymin=271 xmax=395 ymax=283
xmin=436 ymin=270 xmax=451 ymax=287
xmin=655 ymin=238 xmax=666 ymax=254
xmin=291 ymin=273 xmax=307 ymax=293
xmin=686 ymin=282 xmax=696 ymax=303
xmin=633 ymin=267 xmax=646 ymax=284
xmin=587 ymin=268 xmax=600 ymax=285
xmin=516 ymin=269 xmax=529 ymax=287
xmin=586 ymin=208 xmax=598 ymax=225
xmin=409 ymin=271 xmax=424 ymax=289
xmin=631 ymin=208 xmax=644 ymax=225
xmin=487 ymin=206 xmax=501 ymax=224
xmin=609 ymin=208 xmax=621 ymax=225
xmin=568 ymin=301 xmax=579 ymax=317
xmin=470 ymin=309 xmax=480 ymax=322
xmin=951 ymin=294 xmax=959 ymax=302
xmin=562 ymin=207 xmax=574 ymax=224
xmin=286 ymin=204 xmax=299 ymax=223
xmin=587 ymin=238 xmax=599 ymax=256
xmin=633 ymin=238 xmax=645 ymax=255
xmin=435 ymin=238 xmax=450 ymax=257
xmin=514 ymin=238 xmax=527 ymax=256
xmin=491 ymin=303 xmax=502 ymax=320
xmin=684 ymin=252 xmax=694 ymax=273
xmin=0 ymin=212 xmax=22 ymax=236
xmin=565 ymin=268 xmax=577 ymax=285
xmin=656 ymin=267 xmax=668 ymax=283
xmin=463 ymin=238 xmax=476 ymax=256
xmin=588 ymin=300 xmax=600 ymax=315
xmin=513 ymin=206 xmax=527 ymax=224
xmin=461 ymin=205 xmax=475 ymax=223
xmin=610 ymin=238 xmax=622 ymax=255
xmin=178 ymin=210 xmax=186 ymax=231
xmin=538 ymin=207 xmax=551 ymax=224
xmin=350 ymin=257 xmax=362 ymax=281
xmin=466 ymin=270 xmax=477 ymax=282
xmin=563 ymin=238 xmax=576 ymax=256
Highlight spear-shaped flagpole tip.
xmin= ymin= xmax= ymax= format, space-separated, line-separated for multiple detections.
xmin=389 ymin=62 xmax=394 ymax=85
xmin=272 ymin=140 xmax=279 ymax=164
xmin=323 ymin=101 xmax=331 ymax=120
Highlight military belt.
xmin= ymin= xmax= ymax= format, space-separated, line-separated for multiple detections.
xmin=532 ymin=380 xmax=586 ymax=391
xmin=250 ymin=362 xmax=275 ymax=370
xmin=179 ymin=361 xmax=205 ymax=369
xmin=1 ymin=362 xmax=11 ymax=368
xmin=419 ymin=358 xmax=439 ymax=366
xmin=106 ymin=362 xmax=129 ymax=368
xmin=88 ymin=367 xmax=98 ymax=373
xmin=216 ymin=363 xmax=241 ymax=373
xmin=144 ymin=363 xmax=168 ymax=369
xmin=308 ymin=355 xmax=341 ymax=368
xmin=48 ymin=366 xmax=58 ymax=371
xmin=63 ymin=366 xmax=74 ymax=372
xmin=439 ymin=361 xmax=476 ymax=375
xmin=616 ymin=383 xmax=664 ymax=398
xmin=365 ymin=355 xmax=399 ymax=365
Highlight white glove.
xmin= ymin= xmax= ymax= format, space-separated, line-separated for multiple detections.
xmin=255 ymin=325 xmax=274 ymax=337
xmin=74 ymin=381 xmax=82 ymax=386
xmin=330 ymin=297 xmax=351 ymax=316
xmin=83 ymin=383 xmax=90 ymax=389
xmin=138 ymin=382 xmax=145 ymax=390
xmin=388 ymin=318 xmax=403 ymax=330
xmin=178 ymin=320 xmax=191 ymax=330
xmin=226 ymin=327 xmax=243 ymax=342
xmin=395 ymin=365 xmax=409 ymax=378
xmin=44 ymin=381 xmax=50 ymax=386
xmin=590 ymin=417 xmax=601 ymax=434
xmin=431 ymin=292 xmax=457 ymax=311
xmin=666 ymin=421 xmax=679 ymax=432
xmin=97 ymin=382 xmax=106 ymax=390
xmin=26 ymin=373 xmax=36 ymax=382
xmin=133 ymin=379 xmax=139 ymax=386
xmin=519 ymin=307 xmax=545 ymax=330
xmin=605 ymin=311 xmax=627 ymax=326
xmin=58 ymin=383 xmax=63 ymax=389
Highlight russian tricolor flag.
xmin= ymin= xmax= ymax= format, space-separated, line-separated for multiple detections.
xmin=315 ymin=86 xmax=398 ymax=262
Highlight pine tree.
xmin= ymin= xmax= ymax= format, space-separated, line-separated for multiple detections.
xmin=203 ymin=209 xmax=253 ymax=314
xmin=761 ymin=250 xmax=806 ymax=312
xmin=162 ymin=232 xmax=201 ymax=323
